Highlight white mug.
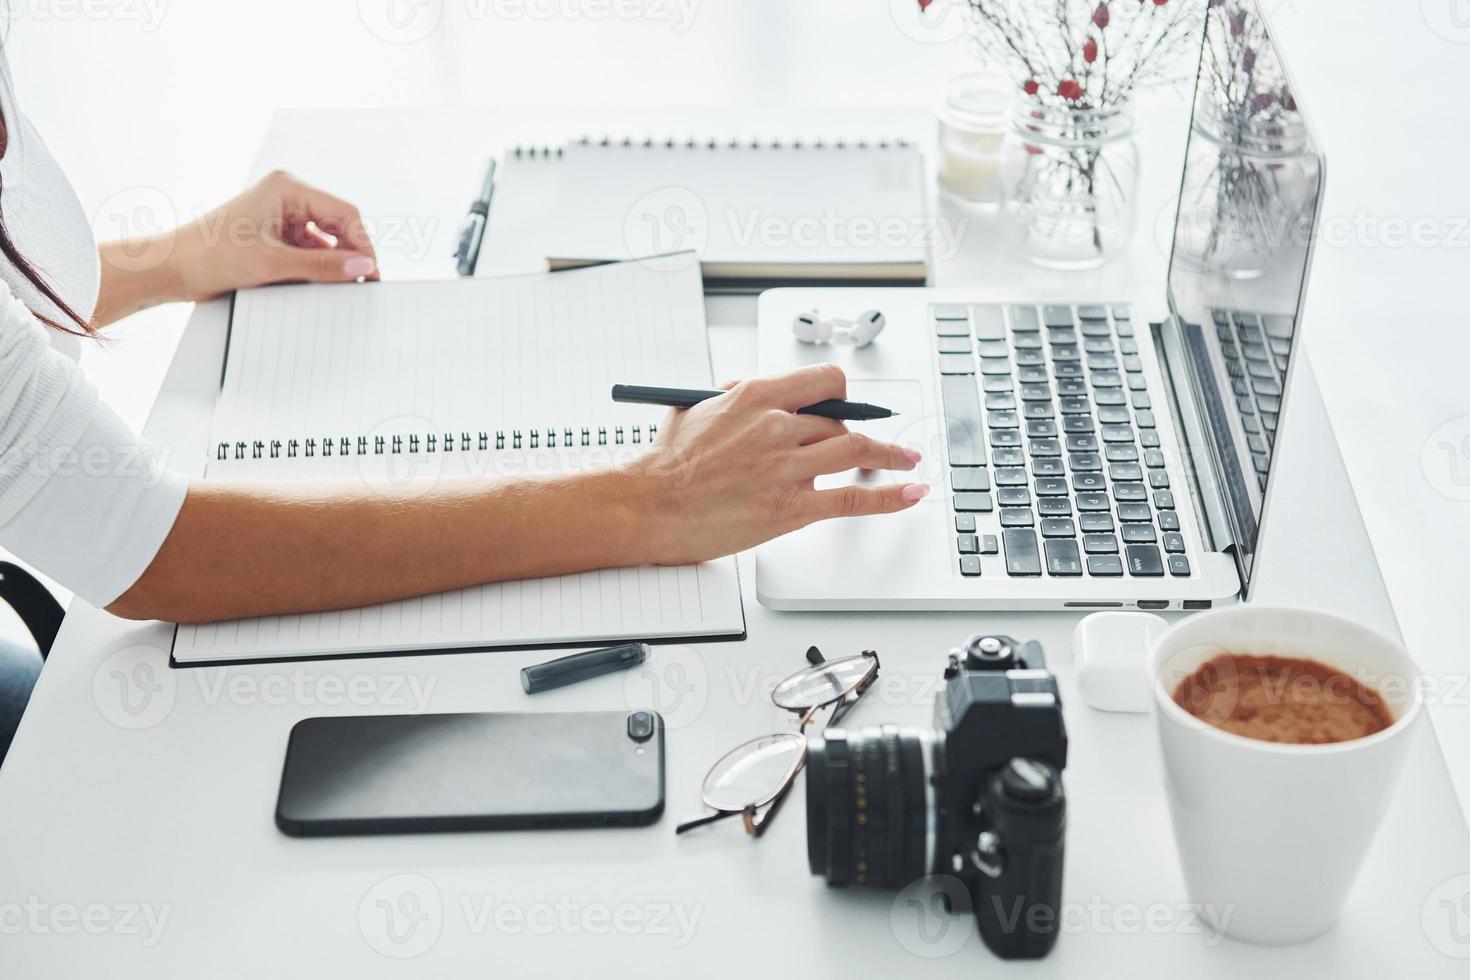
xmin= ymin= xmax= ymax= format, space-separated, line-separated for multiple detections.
xmin=1150 ymin=605 xmax=1422 ymax=945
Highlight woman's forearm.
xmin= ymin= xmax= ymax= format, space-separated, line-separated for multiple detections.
xmin=94 ymin=237 xmax=187 ymax=326
xmin=106 ymin=468 xmax=655 ymax=624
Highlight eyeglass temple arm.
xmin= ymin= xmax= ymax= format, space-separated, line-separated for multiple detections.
xmin=675 ymin=809 xmax=744 ymax=835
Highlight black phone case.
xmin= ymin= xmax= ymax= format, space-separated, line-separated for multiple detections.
xmin=275 ymin=709 xmax=664 ymax=837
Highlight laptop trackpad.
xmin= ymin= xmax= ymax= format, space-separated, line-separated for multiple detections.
xmin=814 ymin=379 xmax=931 ymax=490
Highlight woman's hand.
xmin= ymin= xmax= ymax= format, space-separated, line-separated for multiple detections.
xmin=622 ymin=363 xmax=928 ymax=565
xmin=95 ymin=171 xmax=378 ymax=325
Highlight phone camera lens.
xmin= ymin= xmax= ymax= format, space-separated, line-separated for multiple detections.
xmin=627 ymin=711 xmax=655 ymax=742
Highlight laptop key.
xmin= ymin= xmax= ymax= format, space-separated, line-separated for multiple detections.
xmin=1122 ymin=523 xmax=1157 ymax=543
xmin=1149 ymin=470 xmax=1170 ymax=489
xmin=1066 ymin=433 xmax=1100 ymax=453
xmin=1118 ymin=502 xmax=1152 ymax=522
xmin=1000 ymin=507 xmax=1034 ymax=527
xmin=1041 ymin=517 xmax=1076 ymax=537
xmin=1058 ymin=379 xmax=1088 ymax=396
xmin=1027 ymin=420 xmax=1058 ymax=438
xmin=1095 ymin=388 xmax=1126 ymax=406
xmin=1059 ymin=396 xmax=1091 ymax=415
xmin=952 ymin=469 xmax=991 ymax=492
xmin=1140 ymin=430 xmax=1161 ymax=448
xmin=1070 ymin=453 xmax=1103 ymax=472
xmin=995 ymin=468 xmax=1028 ymax=486
xmin=960 ymin=555 xmax=982 ymax=576
xmin=1032 ymin=458 xmax=1065 ymax=477
xmin=1135 ymin=410 xmax=1157 ymax=428
xmin=1062 ymin=416 xmax=1095 ymax=434
xmin=1143 ymin=449 xmax=1166 ymax=469
xmin=1080 ymin=513 xmax=1115 ymax=533
xmin=1045 ymin=539 xmax=1083 ymax=576
xmin=1029 ymin=440 xmax=1061 ymax=457
xmin=1154 ymin=490 xmax=1175 ymax=510
xmin=1168 ymin=555 xmax=1191 ymax=577
xmin=979 ymin=534 xmax=1000 ymax=555
xmin=991 ymin=430 xmax=1021 ymax=447
xmin=1043 ymin=305 xmax=1074 ymax=327
xmin=971 ymin=305 xmax=1005 ymax=339
xmin=1023 ymin=402 xmax=1055 ymax=420
xmin=1037 ymin=497 xmax=1072 ymax=517
xmin=1075 ymin=492 xmax=1110 ymax=512
xmin=979 ymin=357 xmax=1012 ymax=376
xmin=1106 ymin=443 xmax=1139 ymax=462
xmin=1125 ymin=544 xmax=1165 ymax=576
xmin=953 ymin=492 xmax=994 ymax=512
xmin=1158 ymin=510 xmax=1181 ymax=531
xmin=997 ymin=487 xmax=1031 ymax=507
xmin=1098 ymin=406 xmax=1131 ymax=425
xmin=985 ymin=392 xmax=1017 ymax=410
xmin=1109 ymin=463 xmax=1143 ymax=482
xmin=1113 ymin=482 xmax=1147 ymax=502
xmin=1101 ymin=425 xmax=1134 ymax=443
xmin=939 ymin=374 xmax=985 ymax=467
xmin=937 ymin=336 xmax=972 ymax=355
xmin=1078 ymin=304 xmax=1108 ymax=320
xmin=1009 ymin=306 xmax=1041 ymax=331
xmin=940 ymin=354 xmax=976 ymax=374
xmin=1053 ymin=362 xmax=1084 ymax=379
xmin=933 ymin=304 xmax=969 ymax=321
xmin=1162 ymin=531 xmax=1186 ymax=553
xmin=1087 ymin=554 xmax=1124 ymax=576
xmin=955 ymin=514 xmax=976 ymax=533
xmin=1003 ymin=529 xmax=1043 ymax=576
xmin=983 ymin=376 xmax=1014 ymax=392
xmin=1018 ymin=366 xmax=1049 ymax=384
xmin=1035 ymin=478 xmax=1068 ymax=496
xmin=1072 ymin=472 xmax=1107 ymax=492
xmin=1016 ymin=348 xmax=1046 ymax=366
xmin=1083 ymin=533 xmax=1118 ymax=554
xmin=958 ymin=534 xmax=980 ymax=554
xmin=988 ymin=411 xmax=1019 ymax=429
xmin=992 ymin=448 xmax=1024 ymax=467
xmin=1020 ymin=383 xmax=1052 ymax=401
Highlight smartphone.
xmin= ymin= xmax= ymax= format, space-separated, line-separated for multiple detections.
xmin=275 ymin=709 xmax=664 ymax=836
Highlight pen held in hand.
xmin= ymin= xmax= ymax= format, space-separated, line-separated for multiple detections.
xmin=611 ymin=384 xmax=897 ymax=422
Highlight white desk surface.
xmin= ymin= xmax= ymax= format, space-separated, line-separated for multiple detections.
xmin=4 ymin=87 xmax=1470 ymax=980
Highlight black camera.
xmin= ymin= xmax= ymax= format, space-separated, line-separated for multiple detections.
xmin=805 ymin=635 xmax=1068 ymax=959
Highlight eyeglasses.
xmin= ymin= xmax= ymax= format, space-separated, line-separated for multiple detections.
xmin=675 ymin=647 xmax=880 ymax=837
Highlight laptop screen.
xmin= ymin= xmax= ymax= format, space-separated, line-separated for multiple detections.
xmin=1166 ymin=0 xmax=1324 ymax=594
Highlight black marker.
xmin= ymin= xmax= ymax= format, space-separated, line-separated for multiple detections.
xmin=611 ymin=384 xmax=897 ymax=422
xmin=520 ymin=642 xmax=651 ymax=694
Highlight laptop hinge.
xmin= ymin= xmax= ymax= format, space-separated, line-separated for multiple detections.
xmin=1151 ymin=317 xmax=1237 ymax=558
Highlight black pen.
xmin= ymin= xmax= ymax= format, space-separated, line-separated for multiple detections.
xmin=453 ymin=158 xmax=497 ymax=277
xmin=611 ymin=384 xmax=897 ymax=421
xmin=521 ymin=642 xmax=650 ymax=695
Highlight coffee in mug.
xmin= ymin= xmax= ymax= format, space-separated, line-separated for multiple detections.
xmin=1170 ymin=654 xmax=1392 ymax=745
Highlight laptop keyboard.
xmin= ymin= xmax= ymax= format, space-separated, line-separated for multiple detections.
xmin=934 ymin=303 xmax=1189 ymax=579
xmin=1212 ymin=308 xmax=1294 ymax=491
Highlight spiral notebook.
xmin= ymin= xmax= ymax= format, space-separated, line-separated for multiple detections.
xmin=171 ymin=260 xmax=745 ymax=666
xmin=511 ymin=136 xmax=929 ymax=286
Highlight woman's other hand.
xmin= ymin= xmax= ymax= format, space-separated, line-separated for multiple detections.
xmin=624 ymin=363 xmax=928 ymax=565
xmin=168 ymin=170 xmax=379 ymax=300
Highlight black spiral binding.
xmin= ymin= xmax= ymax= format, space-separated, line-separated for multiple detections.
xmin=507 ymin=136 xmax=912 ymax=160
xmin=216 ymin=425 xmax=657 ymax=461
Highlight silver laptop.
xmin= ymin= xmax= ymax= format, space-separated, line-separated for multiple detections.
xmin=755 ymin=0 xmax=1324 ymax=611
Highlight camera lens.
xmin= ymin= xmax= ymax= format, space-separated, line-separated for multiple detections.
xmin=806 ymin=725 xmax=934 ymax=889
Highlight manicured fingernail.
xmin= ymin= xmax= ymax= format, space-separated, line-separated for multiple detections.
xmin=903 ymin=447 xmax=922 ymax=464
xmin=901 ymin=483 xmax=929 ymax=502
xmin=343 ymin=255 xmax=376 ymax=278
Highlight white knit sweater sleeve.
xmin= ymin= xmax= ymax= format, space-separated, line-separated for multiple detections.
xmin=0 ymin=281 xmax=188 ymax=607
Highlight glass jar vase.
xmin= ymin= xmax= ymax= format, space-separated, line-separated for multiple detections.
xmin=1000 ymin=101 xmax=1140 ymax=270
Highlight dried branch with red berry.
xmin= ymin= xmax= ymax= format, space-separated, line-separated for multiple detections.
xmin=951 ymin=0 xmax=1205 ymax=109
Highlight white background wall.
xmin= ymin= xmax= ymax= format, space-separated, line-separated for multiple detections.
xmin=3 ymin=0 xmax=1469 ymax=798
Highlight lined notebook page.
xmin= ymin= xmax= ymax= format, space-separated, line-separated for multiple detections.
xmin=174 ymin=260 xmax=744 ymax=665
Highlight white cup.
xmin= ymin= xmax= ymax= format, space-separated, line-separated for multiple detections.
xmin=1150 ymin=605 xmax=1422 ymax=945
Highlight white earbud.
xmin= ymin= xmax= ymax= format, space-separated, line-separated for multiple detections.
xmin=791 ymin=309 xmax=886 ymax=348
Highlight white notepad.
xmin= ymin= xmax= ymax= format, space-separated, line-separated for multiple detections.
xmin=527 ymin=137 xmax=929 ymax=284
xmin=173 ymin=260 xmax=745 ymax=666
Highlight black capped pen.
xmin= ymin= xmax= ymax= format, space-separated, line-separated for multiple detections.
xmin=611 ymin=384 xmax=896 ymax=422
xmin=520 ymin=642 xmax=651 ymax=694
